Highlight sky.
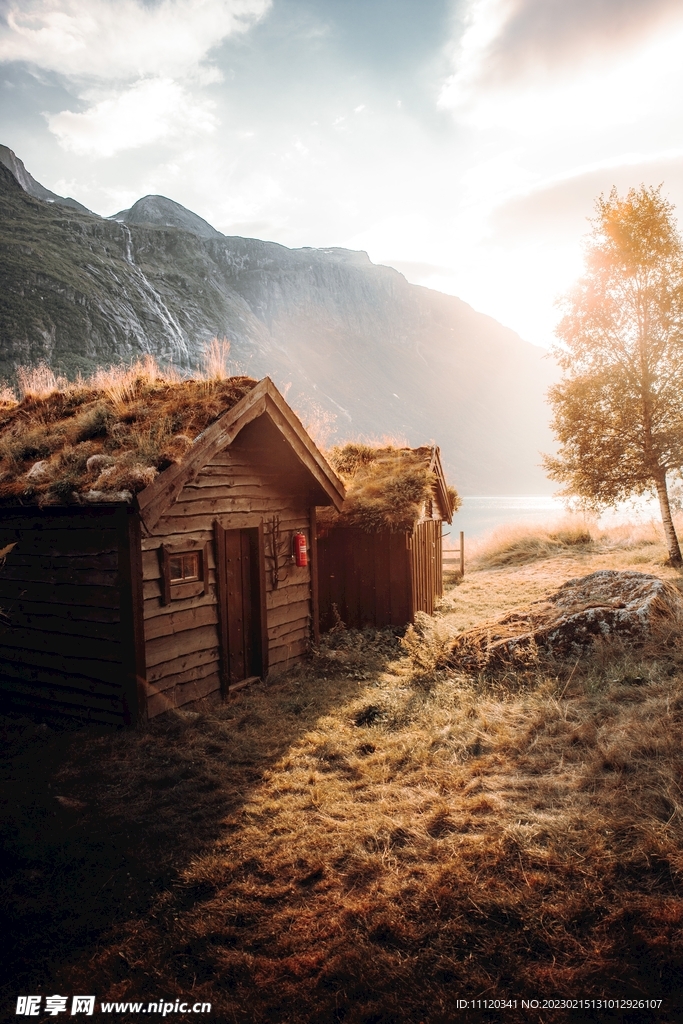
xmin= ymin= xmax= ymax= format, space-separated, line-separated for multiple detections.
xmin=2 ymin=0 xmax=683 ymax=349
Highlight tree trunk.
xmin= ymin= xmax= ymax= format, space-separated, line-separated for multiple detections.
xmin=654 ymin=471 xmax=682 ymax=566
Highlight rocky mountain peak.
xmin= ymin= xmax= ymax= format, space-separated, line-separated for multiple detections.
xmin=0 ymin=144 xmax=92 ymax=213
xmin=110 ymin=194 xmax=224 ymax=239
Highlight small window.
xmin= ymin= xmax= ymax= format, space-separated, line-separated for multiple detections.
xmin=169 ymin=551 xmax=200 ymax=583
xmin=159 ymin=543 xmax=209 ymax=604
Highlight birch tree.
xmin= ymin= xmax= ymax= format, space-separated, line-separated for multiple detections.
xmin=544 ymin=185 xmax=683 ymax=565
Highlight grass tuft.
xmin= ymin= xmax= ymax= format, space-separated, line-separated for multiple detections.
xmin=16 ymin=362 xmax=68 ymax=400
xmin=468 ymin=516 xmax=670 ymax=570
xmin=202 ymin=337 xmax=232 ymax=381
xmin=321 ymin=442 xmax=458 ymax=532
xmin=470 ymin=517 xmax=596 ymax=568
xmin=0 ymin=358 xmax=257 ymax=504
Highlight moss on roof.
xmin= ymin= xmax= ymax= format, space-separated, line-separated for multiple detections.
xmin=0 ymin=361 xmax=257 ymax=506
xmin=318 ymin=442 xmax=459 ymax=533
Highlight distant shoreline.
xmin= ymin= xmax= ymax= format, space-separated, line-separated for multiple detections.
xmin=450 ymin=494 xmax=662 ymax=541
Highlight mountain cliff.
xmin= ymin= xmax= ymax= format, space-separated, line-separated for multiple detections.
xmin=0 ymin=148 xmax=556 ymax=493
xmin=0 ymin=145 xmax=91 ymax=213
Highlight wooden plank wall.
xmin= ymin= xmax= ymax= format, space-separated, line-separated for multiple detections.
xmin=142 ymin=444 xmax=313 ymax=718
xmin=409 ymin=519 xmax=442 ymax=617
xmin=317 ymin=527 xmax=413 ymax=631
xmin=0 ymin=506 xmax=136 ymax=725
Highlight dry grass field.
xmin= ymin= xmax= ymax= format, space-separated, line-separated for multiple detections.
xmin=1 ymin=520 xmax=683 ymax=1023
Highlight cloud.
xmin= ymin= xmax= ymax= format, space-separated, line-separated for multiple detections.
xmin=0 ymin=0 xmax=269 ymax=156
xmin=47 ymin=77 xmax=218 ymax=156
xmin=443 ymin=0 xmax=683 ymax=101
xmin=0 ymin=0 xmax=270 ymax=80
xmin=438 ymin=4 xmax=683 ymax=158
xmin=500 ymin=0 xmax=682 ymax=77
xmin=491 ymin=152 xmax=683 ymax=241
xmin=438 ymin=0 xmax=683 ymax=140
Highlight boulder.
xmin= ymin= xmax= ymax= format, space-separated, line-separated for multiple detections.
xmin=449 ymin=570 xmax=683 ymax=670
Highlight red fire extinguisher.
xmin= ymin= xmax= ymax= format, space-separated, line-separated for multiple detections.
xmin=293 ymin=532 xmax=308 ymax=567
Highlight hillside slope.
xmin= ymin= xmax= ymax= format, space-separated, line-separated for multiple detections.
xmin=0 ymin=152 xmax=556 ymax=493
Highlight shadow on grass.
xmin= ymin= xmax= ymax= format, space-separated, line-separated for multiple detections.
xmin=0 ymin=630 xmax=397 ymax=1018
xmin=3 ymin=621 xmax=683 ymax=1024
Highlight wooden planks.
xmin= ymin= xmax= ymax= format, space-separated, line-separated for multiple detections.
xmin=0 ymin=597 xmax=120 ymax=625
xmin=146 ymin=644 xmax=220 ymax=684
xmin=117 ymin=508 xmax=146 ymax=724
xmin=266 ymin=581 xmax=310 ymax=609
xmin=309 ymin=506 xmax=320 ymax=644
xmin=0 ymin=642 xmax=125 ymax=688
xmin=317 ymin=525 xmax=414 ymax=630
xmin=213 ymin=522 xmax=269 ymax=690
xmin=410 ymin=519 xmax=441 ymax=617
xmin=138 ymin=423 xmax=330 ymax=710
xmin=0 ymin=578 xmax=122 ymax=608
xmin=147 ymin=669 xmax=221 ymax=718
xmin=145 ymin=622 xmax=219 ymax=669
xmin=268 ymin=636 xmax=308 ymax=671
xmin=144 ymin=603 xmax=218 ymax=641
xmin=225 ymin=526 xmax=247 ymax=684
xmin=0 ymin=506 xmax=137 ymax=724
xmin=147 ymin=658 xmax=219 ymax=695
xmin=0 ymin=384 xmax=347 ymax=720
xmin=1 ymin=609 xmax=121 ymax=642
xmin=137 ymin=386 xmax=270 ymax=530
xmin=152 ymin=460 xmax=310 ymax=699
xmin=0 ymin=562 xmax=118 ymax=585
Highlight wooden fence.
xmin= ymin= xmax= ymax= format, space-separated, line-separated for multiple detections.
xmin=442 ymin=530 xmax=465 ymax=576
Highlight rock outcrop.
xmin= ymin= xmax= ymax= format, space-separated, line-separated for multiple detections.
xmin=450 ymin=571 xmax=683 ymax=669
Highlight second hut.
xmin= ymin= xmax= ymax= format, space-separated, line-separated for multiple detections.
xmin=316 ymin=443 xmax=458 ymax=631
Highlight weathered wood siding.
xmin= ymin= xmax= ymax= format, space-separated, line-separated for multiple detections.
xmin=317 ymin=527 xmax=413 ymax=631
xmin=317 ymin=517 xmax=444 ymax=630
xmin=141 ymin=442 xmax=314 ymax=718
xmin=0 ymin=505 xmax=142 ymax=725
xmin=409 ymin=518 xmax=442 ymax=616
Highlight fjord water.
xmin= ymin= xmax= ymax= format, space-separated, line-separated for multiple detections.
xmin=451 ymin=495 xmax=662 ymax=541
xmin=450 ymin=496 xmax=564 ymax=540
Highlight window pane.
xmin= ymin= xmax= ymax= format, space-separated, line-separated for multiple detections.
xmin=181 ymin=552 xmax=199 ymax=580
xmin=169 ymin=551 xmax=200 ymax=583
xmin=169 ymin=555 xmax=184 ymax=581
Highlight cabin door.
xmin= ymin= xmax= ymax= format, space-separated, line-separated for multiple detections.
xmin=214 ymin=524 xmax=268 ymax=690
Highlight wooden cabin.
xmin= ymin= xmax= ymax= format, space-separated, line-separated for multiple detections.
xmin=0 ymin=375 xmax=344 ymax=724
xmin=316 ymin=445 xmax=455 ymax=631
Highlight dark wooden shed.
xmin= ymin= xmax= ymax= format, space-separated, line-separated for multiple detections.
xmin=316 ymin=445 xmax=455 ymax=631
xmin=0 ymin=374 xmax=344 ymax=724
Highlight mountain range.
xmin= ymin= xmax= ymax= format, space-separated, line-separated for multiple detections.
xmin=0 ymin=145 xmax=556 ymax=494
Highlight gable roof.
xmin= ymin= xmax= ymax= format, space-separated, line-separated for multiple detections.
xmin=425 ymin=446 xmax=454 ymax=525
xmin=137 ymin=377 xmax=346 ymax=530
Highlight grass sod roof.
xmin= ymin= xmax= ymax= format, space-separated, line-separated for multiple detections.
xmin=0 ymin=361 xmax=258 ymax=506
xmin=318 ymin=442 xmax=459 ymax=533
